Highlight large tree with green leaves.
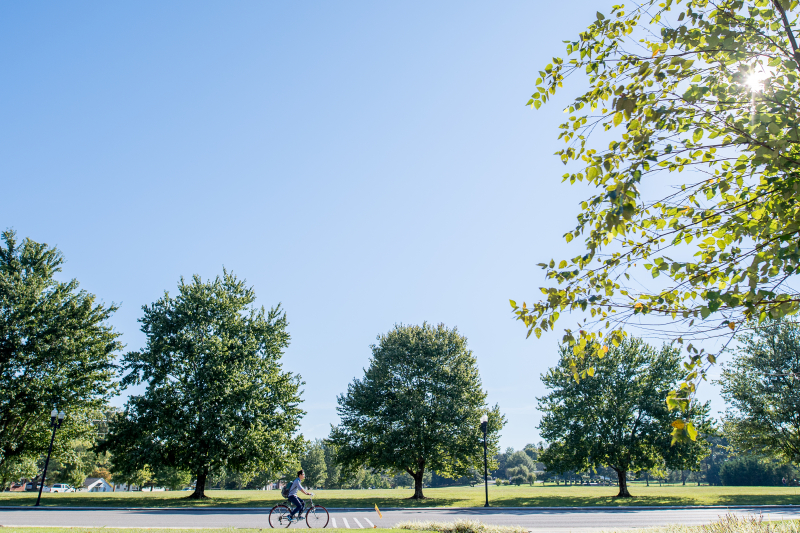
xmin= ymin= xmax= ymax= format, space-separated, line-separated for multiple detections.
xmin=0 ymin=230 xmax=121 ymax=485
xmin=538 ymin=337 xmax=709 ymax=497
xmin=99 ymin=271 xmax=304 ymax=499
xmin=718 ymin=320 xmax=800 ymax=464
xmin=328 ymin=323 xmax=504 ymax=499
xmin=512 ymin=0 xmax=800 ymax=434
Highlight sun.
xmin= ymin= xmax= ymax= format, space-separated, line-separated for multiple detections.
xmin=746 ymin=69 xmax=771 ymax=92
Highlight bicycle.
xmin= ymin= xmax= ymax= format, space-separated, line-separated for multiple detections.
xmin=269 ymin=494 xmax=329 ymax=528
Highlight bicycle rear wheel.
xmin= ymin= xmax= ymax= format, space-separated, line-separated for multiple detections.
xmin=305 ymin=505 xmax=329 ymax=528
xmin=269 ymin=504 xmax=292 ymax=528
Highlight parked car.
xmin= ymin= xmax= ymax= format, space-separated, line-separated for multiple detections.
xmin=24 ymin=483 xmax=50 ymax=492
xmin=51 ymin=484 xmax=74 ymax=493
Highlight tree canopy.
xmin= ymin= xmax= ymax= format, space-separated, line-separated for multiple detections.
xmin=0 ymin=230 xmax=121 ymax=478
xmin=718 ymin=320 xmax=800 ymax=464
xmin=327 ymin=323 xmax=504 ymax=499
xmin=538 ymin=337 xmax=709 ymax=497
xmin=100 ymin=271 xmax=304 ymax=498
xmin=512 ymin=0 xmax=800 ymax=431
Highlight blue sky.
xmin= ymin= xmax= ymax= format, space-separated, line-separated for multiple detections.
xmin=1 ymin=1 xmax=725 ymax=450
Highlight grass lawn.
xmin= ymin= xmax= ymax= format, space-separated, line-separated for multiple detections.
xmin=2 ymin=483 xmax=800 ymax=508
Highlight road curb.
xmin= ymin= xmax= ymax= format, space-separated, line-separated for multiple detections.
xmin=0 ymin=504 xmax=798 ymax=512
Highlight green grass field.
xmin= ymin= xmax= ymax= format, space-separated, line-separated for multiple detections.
xmin=2 ymin=483 xmax=800 ymax=508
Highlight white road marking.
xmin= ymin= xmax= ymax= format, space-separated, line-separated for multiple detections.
xmin=331 ymin=518 xmax=338 ymax=529
xmin=364 ymin=518 xmax=375 ymax=528
xmin=352 ymin=518 xmax=364 ymax=529
xmin=342 ymin=517 xmax=351 ymax=529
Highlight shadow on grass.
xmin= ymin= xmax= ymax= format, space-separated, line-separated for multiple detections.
xmin=0 ymin=494 xmax=464 ymax=509
xmin=488 ymin=493 xmax=800 ymax=507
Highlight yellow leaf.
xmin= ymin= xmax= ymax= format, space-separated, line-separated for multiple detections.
xmin=686 ymin=422 xmax=698 ymax=441
xmin=728 ymin=322 xmax=735 ymax=330
xmin=671 ymin=420 xmax=685 ymax=429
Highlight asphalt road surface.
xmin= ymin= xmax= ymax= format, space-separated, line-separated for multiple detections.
xmin=2 ymin=506 xmax=800 ymax=531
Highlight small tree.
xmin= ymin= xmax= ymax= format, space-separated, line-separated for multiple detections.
xmin=538 ymin=337 xmax=709 ymax=497
xmin=506 ymin=451 xmax=536 ymax=476
xmin=328 ymin=323 xmax=504 ymax=499
xmin=718 ymin=321 xmax=800 ymax=465
xmin=90 ymin=467 xmax=112 ymax=483
xmin=322 ymin=443 xmax=342 ymax=489
xmin=100 ymin=271 xmax=304 ymax=498
xmin=301 ymin=440 xmax=328 ymax=489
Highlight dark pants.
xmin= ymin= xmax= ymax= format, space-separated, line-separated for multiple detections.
xmin=288 ymin=495 xmax=304 ymax=517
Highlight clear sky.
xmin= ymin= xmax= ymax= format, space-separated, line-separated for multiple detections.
xmin=1 ymin=1 xmax=725 ymax=451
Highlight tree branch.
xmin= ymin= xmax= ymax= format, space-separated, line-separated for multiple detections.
xmin=772 ymin=0 xmax=800 ymax=63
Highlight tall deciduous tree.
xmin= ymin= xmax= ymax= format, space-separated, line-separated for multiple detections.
xmin=718 ymin=320 xmax=800 ymax=464
xmin=511 ymin=0 xmax=800 ymax=432
xmin=328 ymin=323 xmax=504 ymax=499
xmin=538 ymin=337 xmax=709 ymax=497
xmin=100 ymin=271 xmax=304 ymax=499
xmin=0 ymin=230 xmax=121 ymax=478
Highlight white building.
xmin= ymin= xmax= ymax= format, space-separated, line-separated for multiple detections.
xmin=84 ymin=477 xmax=113 ymax=492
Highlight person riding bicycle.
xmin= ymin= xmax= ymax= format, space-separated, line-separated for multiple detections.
xmin=287 ymin=469 xmax=312 ymax=520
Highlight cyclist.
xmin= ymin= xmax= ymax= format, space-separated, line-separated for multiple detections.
xmin=287 ymin=469 xmax=312 ymax=521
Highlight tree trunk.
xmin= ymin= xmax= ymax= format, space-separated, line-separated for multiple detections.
xmin=189 ymin=471 xmax=208 ymax=499
xmin=615 ymin=469 xmax=631 ymax=498
xmin=410 ymin=471 xmax=425 ymax=499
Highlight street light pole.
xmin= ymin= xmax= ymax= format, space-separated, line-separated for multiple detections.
xmin=480 ymin=414 xmax=489 ymax=507
xmin=35 ymin=409 xmax=65 ymax=507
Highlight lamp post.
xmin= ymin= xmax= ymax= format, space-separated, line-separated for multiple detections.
xmin=35 ymin=408 xmax=65 ymax=507
xmin=480 ymin=414 xmax=489 ymax=507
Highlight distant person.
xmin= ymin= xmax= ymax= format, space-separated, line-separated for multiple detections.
xmin=287 ymin=469 xmax=313 ymax=521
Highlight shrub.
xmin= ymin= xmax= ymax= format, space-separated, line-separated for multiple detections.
xmin=719 ymin=457 xmax=798 ymax=486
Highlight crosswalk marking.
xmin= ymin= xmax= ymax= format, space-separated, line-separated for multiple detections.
xmin=331 ymin=518 xmax=337 ymax=529
xmin=364 ymin=518 xmax=375 ymax=528
xmin=342 ymin=517 xmax=351 ymax=529
xmin=352 ymin=518 xmax=364 ymax=528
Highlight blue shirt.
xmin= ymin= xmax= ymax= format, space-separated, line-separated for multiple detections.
xmin=288 ymin=477 xmax=304 ymax=497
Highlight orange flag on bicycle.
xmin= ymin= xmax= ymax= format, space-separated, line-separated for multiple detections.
xmin=374 ymin=504 xmax=382 ymax=519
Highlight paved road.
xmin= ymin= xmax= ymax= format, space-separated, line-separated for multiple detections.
xmin=2 ymin=506 xmax=800 ymax=531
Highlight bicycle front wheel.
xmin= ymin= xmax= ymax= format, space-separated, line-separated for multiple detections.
xmin=305 ymin=505 xmax=329 ymax=528
xmin=269 ymin=504 xmax=292 ymax=528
